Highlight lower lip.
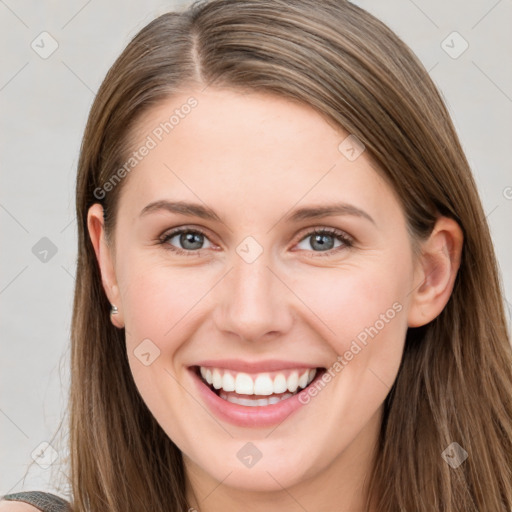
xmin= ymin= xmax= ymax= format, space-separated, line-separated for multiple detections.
xmin=189 ymin=367 xmax=324 ymax=428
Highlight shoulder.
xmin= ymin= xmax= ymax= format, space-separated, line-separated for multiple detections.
xmin=0 ymin=501 xmax=40 ymax=511
xmin=0 ymin=491 xmax=70 ymax=512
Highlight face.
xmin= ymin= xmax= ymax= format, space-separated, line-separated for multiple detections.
xmin=90 ymin=88 xmax=420 ymax=495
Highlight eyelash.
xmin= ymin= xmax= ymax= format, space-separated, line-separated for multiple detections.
xmin=157 ymin=226 xmax=354 ymax=258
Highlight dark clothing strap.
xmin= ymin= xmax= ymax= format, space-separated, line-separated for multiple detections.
xmin=1 ymin=491 xmax=71 ymax=512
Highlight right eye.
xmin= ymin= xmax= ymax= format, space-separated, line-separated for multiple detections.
xmin=158 ymin=227 xmax=215 ymax=256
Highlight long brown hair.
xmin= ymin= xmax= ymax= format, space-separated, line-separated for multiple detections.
xmin=66 ymin=1 xmax=512 ymax=510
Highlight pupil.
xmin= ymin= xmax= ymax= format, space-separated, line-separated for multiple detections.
xmin=182 ymin=232 xmax=203 ymax=250
xmin=312 ymin=234 xmax=333 ymax=251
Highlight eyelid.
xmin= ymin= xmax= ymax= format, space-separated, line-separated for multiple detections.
xmin=295 ymin=225 xmax=353 ymax=243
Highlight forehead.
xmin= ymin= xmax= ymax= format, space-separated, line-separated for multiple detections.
xmin=118 ymin=88 xmax=399 ymax=224
xmin=131 ymin=87 xmax=345 ymax=158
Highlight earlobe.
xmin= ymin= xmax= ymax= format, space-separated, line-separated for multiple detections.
xmin=407 ymin=216 xmax=463 ymax=327
xmin=87 ymin=203 xmax=125 ymax=329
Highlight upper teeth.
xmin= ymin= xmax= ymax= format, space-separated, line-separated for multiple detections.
xmin=199 ymin=367 xmax=317 ymax=395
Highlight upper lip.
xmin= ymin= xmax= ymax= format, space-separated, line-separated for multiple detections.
xmin=192 ymin=359 xmax=324 ymax=373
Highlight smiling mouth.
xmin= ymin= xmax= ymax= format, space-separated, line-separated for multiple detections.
xmin=192 ymin=365 xmax=326 ymax=407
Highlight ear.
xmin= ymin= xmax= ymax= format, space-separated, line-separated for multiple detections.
xmin=407 ymin=216 xmax=463 ymax=327
xmin=87 ymin=203 xmax=124 ymax=329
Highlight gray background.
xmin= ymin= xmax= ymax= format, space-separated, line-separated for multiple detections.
xmin=1 ymin=0 xmax=511 ymax=497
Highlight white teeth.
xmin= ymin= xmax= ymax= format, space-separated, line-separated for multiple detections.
xmin=212 ymin=369 xmax=223 ymax=389
xmin=200 ymin=367 xmax=213 ymax=385
xmin=235 ymin=372 xmax=254 ymax=395
xmin=199 ymin=366 xmax=318 ymax=396
xmin=222 ymin=372 xmax=235 ymax=392
xmin=253 ymin=374 xmax=274 ymax=395
xmin=273 ymin=373 xmax=288 ymax=394
xmin=219 ymin=390 xmax=294 ymax=406
xmin=298 ymin=371 xmax=309 ymax=389
xmin=287 ymin=371 xmax=299 ymax=392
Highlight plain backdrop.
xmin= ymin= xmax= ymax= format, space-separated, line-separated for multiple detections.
xmin=1 ymin=0 xmax=511 ymax=497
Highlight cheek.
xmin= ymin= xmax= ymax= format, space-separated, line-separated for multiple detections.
xmin=287 ymin=255 xmax=412 ymax=421
xmin=118 ymin=252 xmax=205 ymax=341
xmin=119 ymin=262 xmax=203 ymax=440
xmin=289 ymin=260 xmax=410 ymax=354
xmin=118 ymin=258 xmax=218 ymax=408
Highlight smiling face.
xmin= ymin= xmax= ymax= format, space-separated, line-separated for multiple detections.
xmin=88 ymin=87 xmax=422 ymax=502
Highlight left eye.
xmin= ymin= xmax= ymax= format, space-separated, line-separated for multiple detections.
xmin=295 ymin=228 xmax=352 ymax=254
xmin=158 ymin=227 xmax=353 ymax=256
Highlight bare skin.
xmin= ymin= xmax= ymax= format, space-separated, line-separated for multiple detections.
xmin=0 ymin=502 xmax=40 ymax=511
xmin=83 ymin=88 xmax=462 ymax=512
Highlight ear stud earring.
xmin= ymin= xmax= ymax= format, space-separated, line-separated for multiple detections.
xmin=110 ymin=304 xmax=118 ymax=315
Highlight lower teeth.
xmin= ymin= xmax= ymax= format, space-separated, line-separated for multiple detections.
xmin=218 ymin=390 xmax=294 ymax=406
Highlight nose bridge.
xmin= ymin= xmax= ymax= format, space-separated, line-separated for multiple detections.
xmin=214 ymin=245 xmax=292 ymax=342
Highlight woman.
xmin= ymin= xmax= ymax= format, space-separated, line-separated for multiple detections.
xmin=2 ymin=0 xmax=511 ymax=510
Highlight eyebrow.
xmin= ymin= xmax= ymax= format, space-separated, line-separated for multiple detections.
xmin=139 ymin=200 xmax=375 ymax=225
xmin=284 ymin=203 xmax=375 ymax=225
xmin=139 ymin=200 xmax=223 ymax=222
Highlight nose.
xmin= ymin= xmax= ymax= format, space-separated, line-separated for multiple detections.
xmin=213 ymin=249 xmax=294 ymax=343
